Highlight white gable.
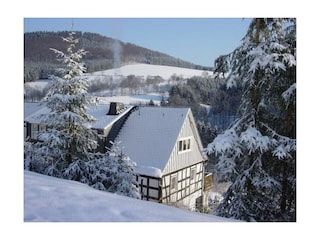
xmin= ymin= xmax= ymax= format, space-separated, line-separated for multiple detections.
xmin=162 ymin=111 xmax=205 ymax=175
xmin=116 ymin=107 xmax=189 ymax=177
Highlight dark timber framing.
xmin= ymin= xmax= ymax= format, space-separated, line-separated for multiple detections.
xmin=135 ymin=162 xmax=204 ymax=206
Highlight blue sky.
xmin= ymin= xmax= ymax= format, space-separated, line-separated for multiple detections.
xmin=24 ymin=18 xmax=251 ymax=67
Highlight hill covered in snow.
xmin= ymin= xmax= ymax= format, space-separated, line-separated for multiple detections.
xmin=24 ymin=31 xmax=211 ymax=82
xmin=86 ymin=63 xmax=212 ymax=80
xmin=24 ymin=63 xmax=212 ymax=102
xmin=24 ymin=170 xmax=237 ymax=222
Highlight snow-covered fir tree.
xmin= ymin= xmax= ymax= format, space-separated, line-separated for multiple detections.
xmin=102 ymin=141 xmax=140 ymax=199
xmin=24 ymin=31 xmax=140 ymax=200
xmin=62 ymin=141 xmax=140 ymax=199
xmin=207 ymin=18 xmax=296 ymax=221
xmin=25 ymin=31 xmax=98 ymax=177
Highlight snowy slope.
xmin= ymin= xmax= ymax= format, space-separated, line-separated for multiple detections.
xmin=24 ymin=170 xmax=237 ymax=222
xmin=25 ymin=63 xmax=211 ymax=93
xmin=86 ymin=63 xmax=211 ymax=80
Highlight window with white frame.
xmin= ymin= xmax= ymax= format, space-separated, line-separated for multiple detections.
xmin=190 ymin=166 xmax=196 ymax=183
xmin=178 ymin=138 xmax=191 ymax=152
xmin=170 ymin=174 xmax=178 ymax=191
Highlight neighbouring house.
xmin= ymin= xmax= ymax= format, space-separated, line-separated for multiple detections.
xmin=24 ymin=102 xmax=212 ymax=211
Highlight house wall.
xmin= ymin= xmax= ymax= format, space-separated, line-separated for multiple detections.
xmin=161 ymin=162 xmax=204 ymax=211
xmin=136 ymin=175 xmax=161 ymax=202
xmin=136 ymin=162 xmax=204 ymax=211
xmin=163 ymin=112 xmax=205 ymax=175
xmin=160 ymin=110 xmax=206 ymax=210
xmin=25 ymin=123 xmax=46 ymax=141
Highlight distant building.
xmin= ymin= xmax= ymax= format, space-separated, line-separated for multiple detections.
xmin=24 ymin=102 xmax=212 ymax=211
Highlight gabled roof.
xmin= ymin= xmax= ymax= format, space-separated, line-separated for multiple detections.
xmin=24 ymin=103 xmax=201 ymax=178
xmin=116 ymin=107 xmax=190 ymax=177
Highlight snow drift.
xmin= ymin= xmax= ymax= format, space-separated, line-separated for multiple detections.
xmin=24 ymin=170 xmax=237 ymax=222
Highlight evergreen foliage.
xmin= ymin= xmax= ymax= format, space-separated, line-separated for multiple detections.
xmin=206 ymin=18 xmax=296 ymax=221
xmin=167 ymin=76 xmax=241 ymax=128
xmin=34 ymin=31 xmax=98 ymax=172
xmin=24 ymin=31 xmax=140 ymax=199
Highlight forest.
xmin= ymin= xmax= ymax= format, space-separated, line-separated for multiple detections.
xmin=24 ymin=31 xmax=211 ymax=82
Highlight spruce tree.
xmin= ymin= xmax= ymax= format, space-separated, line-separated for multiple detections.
xmin=27 ymin=31 xmax=98 ymax=177
xmin=24 ymin=31 xmax=140 ymax=199
xmin=207 ymin=18 xmax=296 ymax=221
xmin=104 ymin=141 xmax=140 ymax=199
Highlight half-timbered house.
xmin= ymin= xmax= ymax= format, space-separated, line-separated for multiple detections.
xmin=24 ymin=102 xmax=210 ymax=211
xmin=115 ymin=106 xmax=208 ymax=210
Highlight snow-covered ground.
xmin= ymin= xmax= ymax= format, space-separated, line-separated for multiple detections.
xmin=24 ymin=170 xmax=237 ymax=222
xmin=98 ymin=93 xmax=163 ymax=105
xmin=86 ymin=63 xmax=211 ymax=80
xmin=24 ymin=63 xmax=208 ymax=102
xmin=24 ymin=63 xmax=211 ymax=93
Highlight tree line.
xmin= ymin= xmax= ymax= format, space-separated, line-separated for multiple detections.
xmin=24 ymin=31 xmax=211 ymax=82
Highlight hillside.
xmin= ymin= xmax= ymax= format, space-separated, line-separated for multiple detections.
xmin=24 ymin=63 xmax=212 ymax=101
xmin=24 ymin=31 xmax=211 ymax=82
xmin=24 ymin=170 xmax=237 ymax=222
xmin=86 ymin=63 xmax=212 ymax=80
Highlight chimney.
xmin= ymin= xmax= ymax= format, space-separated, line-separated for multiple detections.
xmin=107 ymin=102 xmax=125 ymax=115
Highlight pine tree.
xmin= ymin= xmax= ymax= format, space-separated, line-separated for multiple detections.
xmin=26 ymin=31 xmax=98 ymax=177
xmin=207 ymin=18 xmax=296 ymax=221
xmin=51 ymin=141 xmax=140 ymax=199
xmin=24 ymin=32 xmax=140 ymax=200
xmin=104 ymin=141 xmax=140 ymax=199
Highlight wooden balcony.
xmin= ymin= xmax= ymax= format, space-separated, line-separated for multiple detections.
xmin=204 ymin=172 xmax=213 ymax=192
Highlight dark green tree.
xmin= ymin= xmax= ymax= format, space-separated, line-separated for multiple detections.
xmin=207 ymin=18 xmax=296 ymax=221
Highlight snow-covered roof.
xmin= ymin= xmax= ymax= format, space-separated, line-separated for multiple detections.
xmin=24 ymin=103 xmax=195 ymax=178
xmin=24 ymin=103 xmax=134 ymax=131
xmin=87 ymin=104 xmax=133 ymax=129
xmin=24 ymin=106 xmax=50 ymax=123
xmin=24 ymin=102 xmax=46 ymax=118
xmin=116 ymin=106 xmax=190 ymax=177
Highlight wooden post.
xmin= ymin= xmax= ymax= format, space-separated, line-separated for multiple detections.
xmin=140 ymin=179 xmax=143 ymax=200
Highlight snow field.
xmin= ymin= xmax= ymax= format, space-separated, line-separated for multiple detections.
xmin=24 ymin=170 xmax=238 ymax=222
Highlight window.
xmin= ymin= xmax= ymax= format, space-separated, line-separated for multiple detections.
xmin=190 ymin=167 xmax=196 ymax=183
xmin=179 ymin=140 xmax=183 ymax=152
xmin=170 ymin=174 xmax=177 ymax=191
xmin=31 ymin=124 xmax=39 ymax=140
xmin=178 ymin=138 xmax=191 ymax=152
